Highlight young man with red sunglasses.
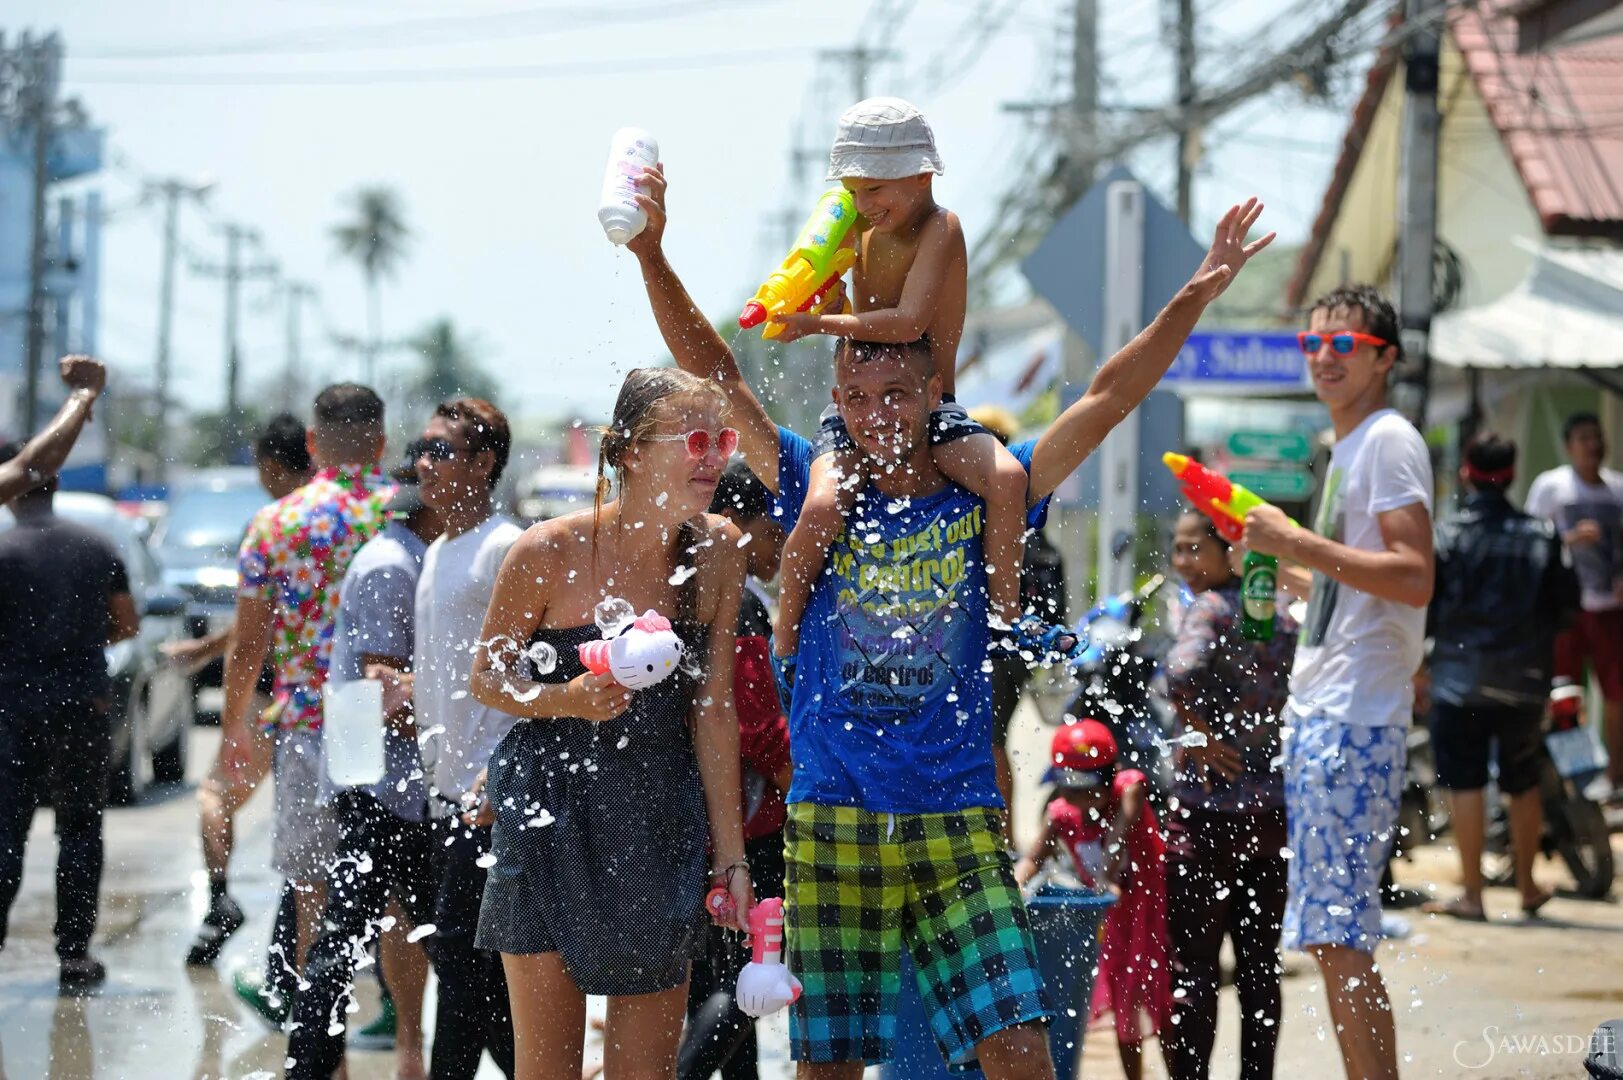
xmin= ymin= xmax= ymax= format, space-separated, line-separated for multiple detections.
xmin=1243 ymin=284 xmax=1434 ymax=1080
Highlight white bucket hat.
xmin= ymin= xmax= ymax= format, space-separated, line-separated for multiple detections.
xmin=827 ymin=97 xmax=945 ymax=181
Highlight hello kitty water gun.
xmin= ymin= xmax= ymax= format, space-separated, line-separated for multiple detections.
xmin=577 ymin=609 xmax=684 ymax=690
xmin=736 ymin=898 xmax=802 ymax=1018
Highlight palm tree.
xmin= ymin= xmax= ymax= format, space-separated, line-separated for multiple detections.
xmin=410 ymin=317 xmax=496 ymax=404
xmin=330 ymin=186 xmax=411 ymax=386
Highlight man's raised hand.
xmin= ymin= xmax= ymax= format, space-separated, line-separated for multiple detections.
xmin=60 ymin=355 xmax=107 ymax=397
xmin=1186 ymin=198 xmax=1275 ymax=306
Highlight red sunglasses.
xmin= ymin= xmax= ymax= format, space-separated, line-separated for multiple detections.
xmin=1297 ymin=331 xmax=1389 ymax=357
xmin=643 ymin=427 xmax=740 ymax=459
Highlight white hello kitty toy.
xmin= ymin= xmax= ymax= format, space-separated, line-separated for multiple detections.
xmin=736 ymin=897 xmax=802 ymax=1018
xmin=577 ymin=609 xmax=684 ymax=690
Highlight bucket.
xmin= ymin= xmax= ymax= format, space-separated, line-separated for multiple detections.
xmin=881 ymin=886 xmax=1114 ymax=1079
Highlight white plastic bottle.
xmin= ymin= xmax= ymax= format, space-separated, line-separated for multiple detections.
xmin=598 ymin=127 xmax=659 ymax=246
xmin=323 ymin=678 xmax=386 ymax=787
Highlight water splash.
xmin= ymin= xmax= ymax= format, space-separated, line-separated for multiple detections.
xmin=502 ymin=681 xmax=542 ymax=704
xmin=406 ymin=923 xmax=438 ymax=943
xmin=594 ymin=596 xmax=637 ymax=637
xmin=525 ymin=640 xmax=558 ymax=675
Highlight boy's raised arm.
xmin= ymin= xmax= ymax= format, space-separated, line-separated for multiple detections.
xmin=1027 ymin=198 xmax=1273 ymax=503
xmin=627 ymin=166 xmax=781 ymax=492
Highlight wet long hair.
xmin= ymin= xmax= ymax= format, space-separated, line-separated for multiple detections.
xmin=592 ymin=367 xmax=729 ymax=619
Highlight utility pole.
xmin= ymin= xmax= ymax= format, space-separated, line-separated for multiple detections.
xmin=281 ymin=281 xmax=316 ymax=412
xmin=1171 ymin=0 xmax=1198 ymax=223
xmin=9 ymin=33 xmax=63 ymax=434
xmin=1057 ymin=0 xmax=1100 ymax=200
xmin=820 ymin=45 xmax=897 ymax=103
xmin=1396 ymin=0 xmax=1442 ymax=427
xmin=145 ymin=178 xmax=211 ymax=483
xmin=1060 ymin=0 xmax=1101 ymax=614
xmin=192 ymin=222 xmax=276 ymax=435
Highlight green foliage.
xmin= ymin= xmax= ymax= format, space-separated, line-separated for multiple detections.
xmin=408 ymin=317 xmax=496 ymax=404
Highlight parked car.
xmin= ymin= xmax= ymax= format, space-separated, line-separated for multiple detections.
xmin=152 ymin=470 xmax=271 ymax=720
xmin=0 ymin=493 xmax=195 ymax=805
xmin=515 ymin=463 xmax=598 ymax=524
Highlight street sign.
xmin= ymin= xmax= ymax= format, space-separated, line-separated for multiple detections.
xmin=1165 ymin=332 xmax=1309 ymax=391
xmin=1226 ymin=430 xmax=1313 ymax=463
xmin=1020 ymin=166 xmax=1206 ymax=356
xmin=1230 ymin=468 xmax=1317 ymax=501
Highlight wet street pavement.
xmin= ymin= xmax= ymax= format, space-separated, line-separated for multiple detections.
xmin=3 ymin=717 xmax=1621 ymax=1079
xmin=0 ymin=728 xmax=795 ymax=1080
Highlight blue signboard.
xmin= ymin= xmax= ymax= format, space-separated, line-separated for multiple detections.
xmin=1165 ymin=332 xmax=1308 ymax=390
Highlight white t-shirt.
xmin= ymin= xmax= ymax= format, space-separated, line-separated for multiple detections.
xmin=414 ymin=513 xmax=524 ymax=813
xmin=1289 ymin=409 xmax=1433 ymax=728
xmin=1525 ymin=464 xmax=1623 ymax=612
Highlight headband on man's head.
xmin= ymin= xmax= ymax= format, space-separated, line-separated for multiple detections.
xmin=1465 ymin=462 xmax=1514 ymax=488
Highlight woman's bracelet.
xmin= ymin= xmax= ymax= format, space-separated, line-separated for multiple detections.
xmin=710 ymin=858 xmax=749 ymax=880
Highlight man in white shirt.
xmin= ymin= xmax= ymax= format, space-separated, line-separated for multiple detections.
xmin=412 ymin=398 xmax=522 ymax=1079
xmin=1245 ymin=285 xmax=1434 ymax=1080
xmin=1525 ymin=412 xmax=1623 ymax=792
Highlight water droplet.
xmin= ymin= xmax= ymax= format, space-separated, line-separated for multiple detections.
xmin=407 ymin=923 xmax=438 ymax=943
xmin=475 ymin=853 xmax=498 ymax=869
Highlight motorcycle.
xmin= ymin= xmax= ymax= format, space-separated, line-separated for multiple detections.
xmin=1483 ymin=678 xmax=1615 ymax=900
xmin=1009 ymin=576 xmax=1176 ymax=806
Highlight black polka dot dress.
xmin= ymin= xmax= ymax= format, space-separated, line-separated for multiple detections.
xmin=475 ymin=621 xmax=712 ymax=995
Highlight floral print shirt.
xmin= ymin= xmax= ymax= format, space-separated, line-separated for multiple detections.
xmin=237 ymin=466 xmax=393 ymax=732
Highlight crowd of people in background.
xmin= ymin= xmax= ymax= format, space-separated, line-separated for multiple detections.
xmin=2 ymin=95 xmax=1620 ymax=1080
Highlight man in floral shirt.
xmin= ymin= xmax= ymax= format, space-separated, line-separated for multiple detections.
xmin=218 ymin=384 xmax=394 ymax=1023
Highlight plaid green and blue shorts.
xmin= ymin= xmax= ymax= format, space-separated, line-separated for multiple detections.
xmin=784 ymin=802 xmax=1051 ymax=1067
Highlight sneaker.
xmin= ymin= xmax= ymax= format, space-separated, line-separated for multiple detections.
xmin=59 ymin=955 xmax=107 ymax=995
xmin=232 ymin=965 xmax=293 ymax=1030
xmin=347 ymin=994 xmax=397 ymax=1051
xmin=186 ymin=894 xmax=246 ymax=967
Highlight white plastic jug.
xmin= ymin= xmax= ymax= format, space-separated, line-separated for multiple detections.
xmin=323 ymin=678 xmax=386 ymax=787
xmin=598 ymin=127 xmax=659 ymax=245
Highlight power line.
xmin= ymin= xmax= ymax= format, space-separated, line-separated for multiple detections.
xmin=74 ymin=0 xmax=770 ymax=60
xmin=71 ymin=48 xmax=792 ymax=86
xmin=968 ymin=0 xmax=1411 ymax=282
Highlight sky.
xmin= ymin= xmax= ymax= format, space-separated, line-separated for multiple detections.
xmin=22 ymin=0 xmax=1376 ymax=425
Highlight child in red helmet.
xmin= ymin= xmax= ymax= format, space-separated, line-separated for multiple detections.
xmin=1015 ymin=718 xmax=1170 ymax=1080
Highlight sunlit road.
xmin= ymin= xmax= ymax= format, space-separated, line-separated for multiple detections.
xmin=3 ymin=713 xmax=1621 ymax=1079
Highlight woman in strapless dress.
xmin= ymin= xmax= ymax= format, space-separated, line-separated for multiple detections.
xmin=469 ymin=368 xmax=753 ymax=1079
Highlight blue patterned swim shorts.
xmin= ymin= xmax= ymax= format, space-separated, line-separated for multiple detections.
xmin=1281 ymin=708 xmax=1407 ymax=954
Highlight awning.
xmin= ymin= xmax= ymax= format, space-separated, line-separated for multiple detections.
xmin=1432 ymin=239 xmax=1623 ymax=371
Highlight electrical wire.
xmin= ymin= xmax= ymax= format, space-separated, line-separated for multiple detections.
xmin=72 ymin=48 xmax=793 ymax=86
xmin=74 ymin=0 xmax=771 ymax=61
